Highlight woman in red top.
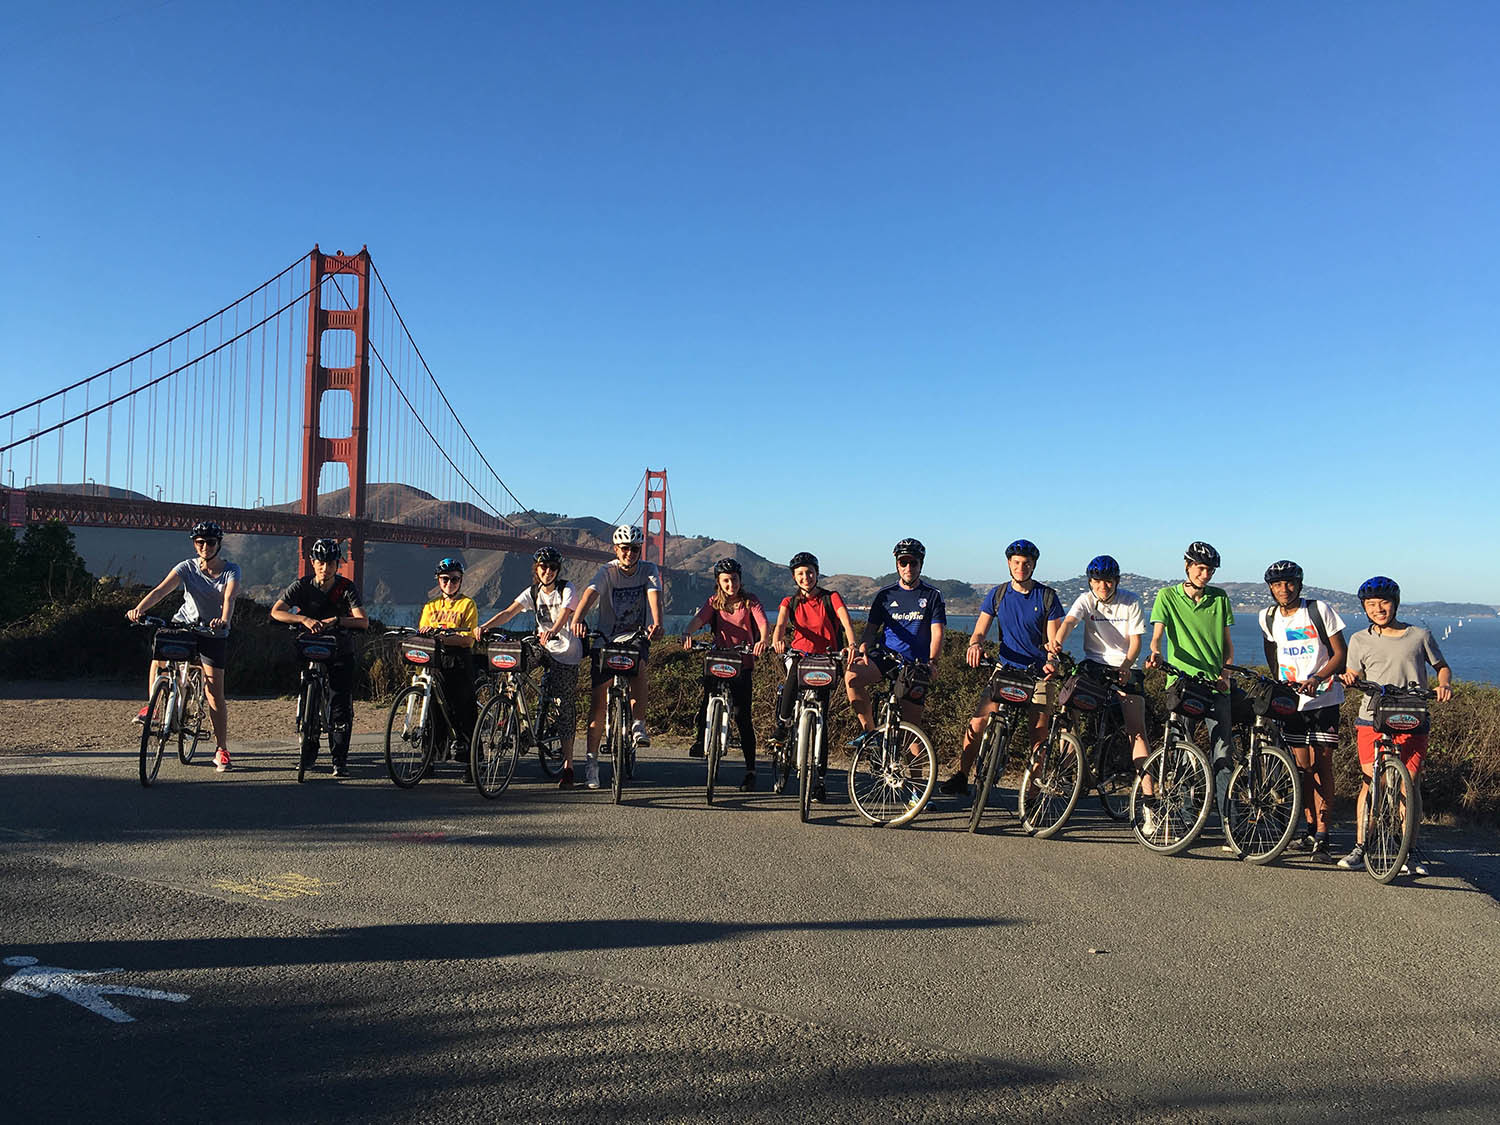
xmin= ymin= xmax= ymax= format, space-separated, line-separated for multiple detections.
xmin=681 ymin=559 xmax=768 ymax=790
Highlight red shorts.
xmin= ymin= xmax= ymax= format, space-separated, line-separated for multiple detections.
xmin=1355 ymin=724 xmax=1426 ymax=777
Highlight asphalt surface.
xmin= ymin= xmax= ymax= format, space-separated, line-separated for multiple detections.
xmin=2 ymin=734 xmax=1497 ymax=1123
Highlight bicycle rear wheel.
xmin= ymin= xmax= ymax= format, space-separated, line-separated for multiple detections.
xmin=1129 ymin=739 xmax=1212 ymax=855
xmin=385 ymin=685 xmax=436 ymax=789
xmin=967 ymin=716 xmax=1009 ymax=834
xmin=849 ymin=720 xmax=936 ymax=827
xmin=178 ymin=668 xmax=206 ymax=764
xmin=1363 ymin=757 xmax=1416 ymax=884
xmin=532 ymin=673 xmax=566 ymax=779
xmin=1019 ymin=728 xmax=1085 ymax=838
xmin=1093 ymin=719 xmax=1134 ymax=821
xmin=473 ymin=695 xmax=523 ymax=799
xmin=139 ymin=680 xmax=173 ymax=787
xmin=1224 ymin=738 xmax=1302 ymax=864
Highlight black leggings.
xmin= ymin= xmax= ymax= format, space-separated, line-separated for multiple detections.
xmin=695 ymin=671 xmax=756 ymax=769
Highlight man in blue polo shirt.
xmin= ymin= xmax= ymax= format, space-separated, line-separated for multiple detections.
xmin=943 ymin=538 xmax=1064 ymax=794
xmin=845 ymin=537 xmax=946 ymax=744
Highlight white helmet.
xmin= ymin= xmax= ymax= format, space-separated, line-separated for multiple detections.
xmin=613 ymin=524 xmax=644 ymax=546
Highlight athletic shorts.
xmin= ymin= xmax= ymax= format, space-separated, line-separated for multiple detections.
xmin=196 ymin=634 xmax=228 ymax=669
xmin=1281 ymin=704 xmax=1339 ymax=749
xmin=1356 ymin=722 xmax=1426 ymax=776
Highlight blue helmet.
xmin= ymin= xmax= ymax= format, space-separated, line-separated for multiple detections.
xmin=1086 ymin=555 xmax=1120 ymax=580
xmin=434 ymin=557 xmax=465 ymax=578
xmin=1357 ymin=575 xmax=1400 ymax=603
xmin=1006 ymin=539 xmax=1040 ymax=560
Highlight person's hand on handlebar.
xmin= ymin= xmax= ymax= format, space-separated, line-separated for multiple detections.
xmin=965 ymin=639 xmax=983 ymax=669
xmin=1146 ymin=650 xmax=1164 ymax=671
xmin=681 ymin=634 xmax=694 ymax=652
xmin=647 ymin=621 xmax=663 ymax=642
xmin=1435 ymin=682 xmax=1453 ymax=703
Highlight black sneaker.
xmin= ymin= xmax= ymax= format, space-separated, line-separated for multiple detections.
xmin=940 ymin=773 xmax=969 ymax=796
xmin=1308 ymin=836 xmax=1332 ymax=862
xmin=811 ymin=782 xmax=829 ymax=803
xmin=331 ymin=762 xmax=349 ymax=778
xmin=740 ymin=771 xmax=756 ymax=792
xmin=558 ymin=766 xmax=575 ymax=790
xmin=1295 ymin=833 xmax=1317 ymax=853
xmin=687 ymin=741 xmax=706 ymax=759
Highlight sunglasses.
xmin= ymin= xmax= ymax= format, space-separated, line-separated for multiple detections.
xmin=437 ymin=575 xmax=461 ymax=582
xmin=897 ymin=556 xmax=920 ymax=566
xmin=617 ymin=544 xmax=641 ymax=554
xmin=537 ymin=563 xmax=560 ymax=571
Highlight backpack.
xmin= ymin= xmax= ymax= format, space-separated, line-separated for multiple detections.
xmin=530 ymin=579 xmax=570 ymax=630
xmin=1263 ymin=599 xmax=1337 ymax=656
xmin=787 ymin=589 xmax=841 ymax=649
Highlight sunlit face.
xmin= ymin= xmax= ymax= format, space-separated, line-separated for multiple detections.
xmin=1363 ymin=597 xmax=1397 ymax=627
xmin=437 ymin=573 xmax=463 ymax=596
xmin=1089 ymin=576 xmax=1117 ymax=601
xmin=311 ymin=557 xmax=338 ymax=584
xmin=1008 ymin=555 xmax=1035 ymax=583
xmin=896 ymin=556 xmax=922 ymax=585
xmin=717 ymin=571 xmax=741 ymax=598
xmin=1269 ymin=579 xmax=1302 ymax=608
xmin=1184 ymin=562 xmax=1215 ymax=589
xmin=614 ymin=542 xmax=640 ymax=570
xmin=793 ymin=565 xmax=819 ymax=593
xmin=193 ymin=536 xmax=221 ymax=562
xmin=535 ymin=561 xmax=559 ymax=587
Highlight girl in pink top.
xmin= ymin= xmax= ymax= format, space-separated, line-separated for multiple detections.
xmin=681 ymin=558 xmax=768 ymax=790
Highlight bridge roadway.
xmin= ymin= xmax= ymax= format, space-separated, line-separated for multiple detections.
xmin=1 ymin=738 xmax=1496 ymax=1123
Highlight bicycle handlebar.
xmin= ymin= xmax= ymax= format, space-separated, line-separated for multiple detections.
xmin=1349 ymin=678 xmax=1438 ymax=701
xmin=133 ymin=617 xmax=224 ymax=637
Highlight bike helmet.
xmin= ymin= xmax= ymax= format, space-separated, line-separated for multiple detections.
xmin=191 ymin=521 xmax=223 ymax=542
xmin=1086 ymin=554 xmax=1120 ymax=580
xmin=788 ymin=551 xmax=819 ymax=572
xmin=1263 ymin=560 xmax=1303 ymax=585
xmin=892 ymin=538 xmax=926 ymax=562
xmin=713 ymin=558 xmax=742 ymax=577
xmin=613 ymin=524 xmax=644 ymax=546
xmin=1357 ymin=575 xmax=1400 ymax=604
xmin=533 ymin=546 xmax=562 ymax=567
xmin=434 ymin=556 xmax=465 ymax=578
xmin=1006 ymin=539 xmax=1040 ymax=561
xmin=1184 ymin=541 xmax=1221 ymax=568
xmin=310 ymin=538 xmax=342 ymax=562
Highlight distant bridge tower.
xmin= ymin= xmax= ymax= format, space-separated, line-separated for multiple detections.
xmin=300 ymin=247 xmax=371 ymax=584
xmin=643 ymin=468 xmax=668 ymax=571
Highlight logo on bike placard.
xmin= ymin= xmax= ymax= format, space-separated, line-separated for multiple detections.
xmin=801 ymin=669 xmax=834 ymax=687
xmin=995 ymin=684 xmax=1030 ymax=704
xmin=605 ymin=654 xmax=636 ymax=672
xmin=402 ymin=647 xmax=431 ymax=665
xmin=489 ymin=653 xmax=519 ymax=669
xmin=1383 ymin=711 xmax=1423 ymax=731
xmin=709 ymin=661 xmax=739 ymax=679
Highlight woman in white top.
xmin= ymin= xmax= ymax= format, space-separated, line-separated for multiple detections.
xmin=126 ymin=520 xmax=240 ymax=772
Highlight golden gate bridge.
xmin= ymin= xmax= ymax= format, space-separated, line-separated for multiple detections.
xmin=0 ymin=247 xmax=672 ymax=584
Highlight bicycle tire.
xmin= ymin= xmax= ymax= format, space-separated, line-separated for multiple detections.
xmin=296 ymin=677 xmax=321 ymax=783
xmin=967 ymin=716 xmax=1009 ymax=833
xmin=1093 ymin=719 xmax=1134 ymax=821
xmin=139 ymin=679 xmax=173 ymax=787
xmin=849 ymin=720 xmax=937 ymax=828
xmin=705 ymin=695 xmax=726 ymax=805
xmin=1363 ymin=756 xmax=1416 ymax=884
xmin=532 ymin=672 xmax=566 ymax=778
xmin=798 ymin=706 xmax=817 ymax=823
xmin=473 ymin=695 xmax=523 ymax=799
xmin=178 ymin=668 xmax=207 ymax=764
xmin=1019 ymin=727 xmax=1085 ymax=838
xmin=1224 ymin=737 xmax=1302 ymax=864
xmin=385 ymin=685 xmax=435 ymax=789
xmin=1129 ymin=739 xmax=1212 ymax=855
xmin=610 ymin=692 xmax=629 ymax=804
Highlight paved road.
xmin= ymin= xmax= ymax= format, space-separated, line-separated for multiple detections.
xmin=1 ymin=736 xmax=1497 ymax=1123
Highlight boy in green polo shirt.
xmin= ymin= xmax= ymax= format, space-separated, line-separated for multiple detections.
xmin=1146 ymin=541 xmax=1236 ymax=833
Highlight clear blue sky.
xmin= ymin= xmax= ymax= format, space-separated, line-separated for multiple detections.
xmin=2 ymin=2 xmax=1497 ymax=602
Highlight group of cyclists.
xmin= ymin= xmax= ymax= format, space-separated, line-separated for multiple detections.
xmin=126 ymin=520 xmax=1455 ymax=874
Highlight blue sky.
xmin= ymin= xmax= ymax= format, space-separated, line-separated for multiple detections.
xmin=2 ymin=2 xmax=1497 ymax=601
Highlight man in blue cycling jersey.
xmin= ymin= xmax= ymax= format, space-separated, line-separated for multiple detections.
xmin=845 ymin=537 xmax=945 ymax=743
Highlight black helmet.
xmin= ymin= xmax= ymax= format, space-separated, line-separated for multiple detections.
xmin=893 ymin=538 xmax=926 ymax=562
xmin=788 ymin=551 xmax=819 ymax=572
xmin=533 ymin=546 xmax=562 ymax=567
xmin=1184 ymin=541 xmax=1221 ymax=568
xmin=1086 ymin=554 xmax=1120 ymax=579
xmin=1006 ymin=539 xmax=1040 ymax=561
xmin=434 ymin=556 xmax=465 ymax=578
xmin=191 ymin=521 xmax=223 ymax=542
xmin=310 ymin=538 xmax=342 ymax=562
xmin=713 ymin=558 xmax=742 ymax=577
xmin=1357 ymin=575 xmax=1400 ymax=604
xmin=1263 ymin=560 xmax=1303 ymax=585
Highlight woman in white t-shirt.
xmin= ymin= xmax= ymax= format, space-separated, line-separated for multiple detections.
xmin=1052 ymin=556 xmax=1150 ymax=778
xmin=478 ymin=547 xmax=587 ymax=788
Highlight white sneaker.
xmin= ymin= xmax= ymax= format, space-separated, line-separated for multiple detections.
xmin=631 ymin=721 xmax=650 ymax=749
xmin=585 ymin=756 xmax=600 ymax=790
xmin=1140 ymin=805 xmax=1157 ymax=837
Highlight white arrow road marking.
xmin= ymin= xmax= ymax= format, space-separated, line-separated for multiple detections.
xmin=2 ymin=956 xmax=189 ymax=1024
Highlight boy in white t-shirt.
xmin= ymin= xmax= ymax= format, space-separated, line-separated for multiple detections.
xmin=1053 ymin=555 xmax=1149 ymax=777
xmin=1259 ymin=560 xmax=1346 ymax=859
xmin=479 ymin=546 xmax=587 ymax=788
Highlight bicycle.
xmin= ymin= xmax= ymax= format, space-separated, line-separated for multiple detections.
xmin=847 ymin=649 xmax=938 ymax=828
xmin=382 ymin=627 xmax=477 ymax=788
xmin=469 ymin=630 xmax=551 ymax=799
xmin=474 ymin=628 xmax=570 ymax=782
xmin=967 ymin=656 xmax=1049 ymax=834
xmin=290 ymin=626 xmax=349 ymax=783
xmin=1221 ymin=664 xmax=1304 ymax=864
xmin=769 ymin=649 xmax=847 ymax=822
xmin=134 ymin=617 xmax=217 ymax=787
xmin=689 ymin=640 xmax=756 ymax=805
xmin=588 ymin=628 xmax=650 ymax=805
xmin=1347 ymin=679 xmax=1436 ymax=884
xmin=1128 ymin=661 xmax=1217 ymax=855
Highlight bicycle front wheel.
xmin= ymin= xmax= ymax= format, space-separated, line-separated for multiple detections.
xmin=297 ymin=678 xmax=321 ymax=783
xmin=1019 ymin=728 xmax=1085 ymax=838
xmin=1129 ymin=739 xmax=1212 ymax=855
xmin=139 ymin=680 xmax=173 ymax=787
xmin=1364 ymin=757 xmax=1416 ymax=884
xmin=849 ymin=721 xmax=936 ymax=828
xmin=797 ymin=707 xmax=817 ymax=823
xmin=705 ymin=695 xmax=726 ymax=805
xmin=532 ymin=673 xmax=566 ymax=779
xmin=472 ymin=696 xmax=522 ymax=799
xmin=178 ymin=668 xmax=207 ymax=764
xmin=1224 ymin=738 xmax=1302 ymax=864
xmin=385 ymin=685 xmax=435 ymax=789
xmin=967 ymin=717 xmax=1009 ymax=834
xmin=610 ymin=692 xmax=630 ymax=804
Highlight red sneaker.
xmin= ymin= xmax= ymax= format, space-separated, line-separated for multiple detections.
xmin=213 ymin=747 xmax=232 ymax=772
